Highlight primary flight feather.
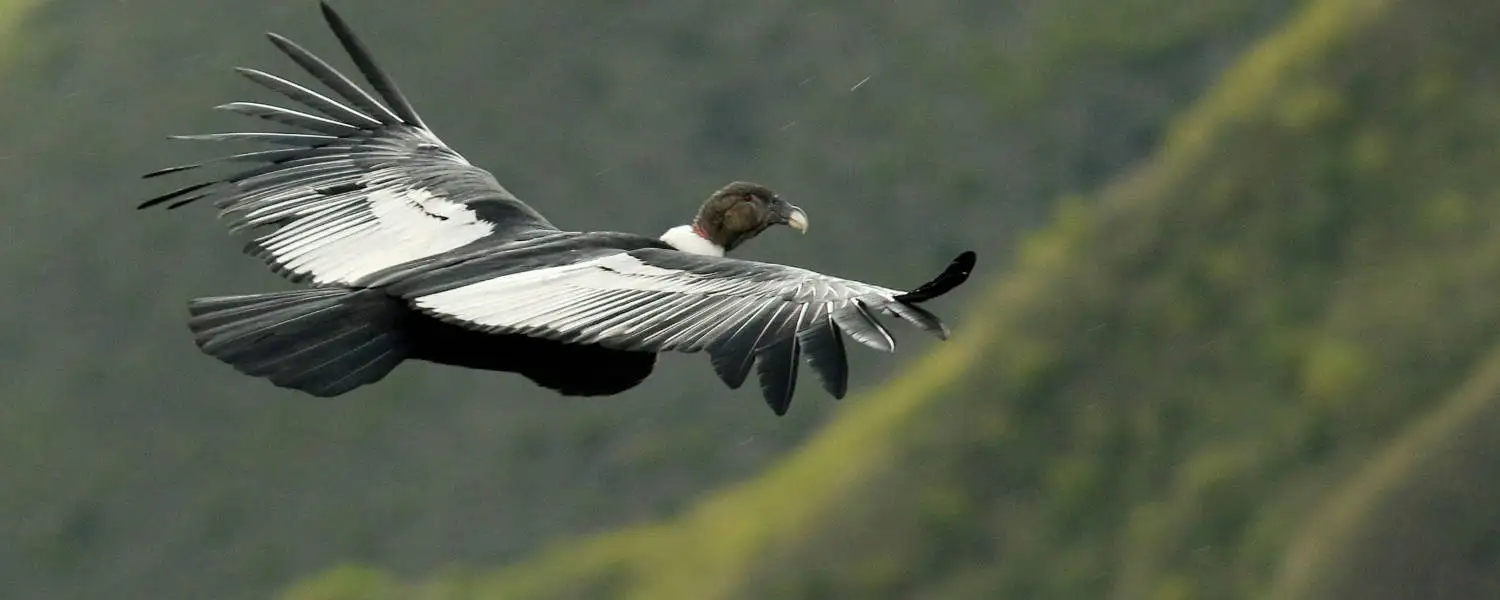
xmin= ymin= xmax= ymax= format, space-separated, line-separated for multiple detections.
xmin=141 ymin=1 xmax=977 ymax=416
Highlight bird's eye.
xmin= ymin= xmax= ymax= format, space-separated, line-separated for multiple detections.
xmin=742 ymin=195 xmax=756 ymax=203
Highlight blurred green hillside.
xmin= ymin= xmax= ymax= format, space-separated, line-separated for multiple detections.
xmin=0 ymin=1 xmax=1296 ymax=599
xmin=278 ymin=0 xmax=1500 ymax=597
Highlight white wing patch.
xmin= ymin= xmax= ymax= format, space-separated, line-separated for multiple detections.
xmin=415 ymin=253 xmax=707 ymax=327
xmin=413 ymin=252 xmax=903 ymax=351
xmin=247 ymin=186 xmax=495 ymax=284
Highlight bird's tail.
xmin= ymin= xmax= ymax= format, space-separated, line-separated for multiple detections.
xmin=186 ymin=287 xmax=407 ymax=397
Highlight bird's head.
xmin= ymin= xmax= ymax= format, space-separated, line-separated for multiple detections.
xmin=692 ymin=181 xmax=807 ymax=253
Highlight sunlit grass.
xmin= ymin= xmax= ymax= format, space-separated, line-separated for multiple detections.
xmin=1155 ymin=0 xmax=1391 ymax=180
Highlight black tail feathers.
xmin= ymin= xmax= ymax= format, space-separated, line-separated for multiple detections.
xmin=187 ymin=287 xmax=406 ymax=397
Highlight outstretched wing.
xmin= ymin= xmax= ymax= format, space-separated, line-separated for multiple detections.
xmin=140 ymin=1 xmax=557 ymax=285
xmin=405 ymin=249 xmax=977 ymax=415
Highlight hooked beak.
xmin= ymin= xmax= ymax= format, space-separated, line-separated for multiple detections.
xmin=780 ymin=202 xmax=809 ymax=234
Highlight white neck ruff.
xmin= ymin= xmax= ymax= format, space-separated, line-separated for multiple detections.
xmin=660 ymin=224 xmax=725 ymax=256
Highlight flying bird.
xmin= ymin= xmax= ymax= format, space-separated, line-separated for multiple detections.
xmin=139 ymin=1 xmax=977 ymax=415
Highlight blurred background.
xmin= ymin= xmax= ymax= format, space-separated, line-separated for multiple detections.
xmin=2 ymin=0 xmax=1496 ymax=598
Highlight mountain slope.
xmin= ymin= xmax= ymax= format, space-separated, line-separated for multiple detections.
xmin=280 ymin=0 xmax=1500 ymax=597
xmin=1271 ymin=344 xmax=1500 ymax=600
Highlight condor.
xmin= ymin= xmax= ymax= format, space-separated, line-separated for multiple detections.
xmin=140 ymin=1 xmax=977 ymax=415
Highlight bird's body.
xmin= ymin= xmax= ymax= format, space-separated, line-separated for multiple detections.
xmin=142 ymin=1 xmax=976 ymax=415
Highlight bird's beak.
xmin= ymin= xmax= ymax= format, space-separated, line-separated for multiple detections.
xmin=782 ymin=203 xmax=809 ymax=234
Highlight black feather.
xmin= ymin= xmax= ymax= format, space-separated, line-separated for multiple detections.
xmin=708 ymin=303 xmax=784 ymax=389
xmin=265 ymin=31 xmax=401 ymax=125
xmin=754 ymin=306 xmax=808 ymax=415
xmin=598 ymin=295 xmax=704 ymax=351
xmin=187 ymin=287 xmax=406 ymax=397
xmin=234 ymin=67 xmax=380 ymax=126
xmin=314 ymin=181 xmax=365 ymax=195
xmin=755 ymin=335 xmax=800 ymax=416
xmin=168 ymin=132 xmax=338 ymax=146
xmin=831 ymin=300 xmax=895 ymax=352
xmin=319 ymin=1 xmax=426 ymax=128
xmin=138 ymin=181 xmax=215 ymax=209
xmin=882 ymin=301 xmax=949 ymax=340
xmin=797 ymin=310 xmax=848 ymax=399
xmin=166 ymin=194 xmax=210 ymax=210
xmin=213 ymin=155 xmax=349 ymax=190
xmin=216 ymin=102 xmax=359 ymax=135
xmin=141 ymin=148 xmax=315 ymax=179
xmin=895 ymin=251 xmax=977 ymax=303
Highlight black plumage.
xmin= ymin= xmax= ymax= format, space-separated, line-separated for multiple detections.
xmin=142 ymin=1 xmax=977 ymax=415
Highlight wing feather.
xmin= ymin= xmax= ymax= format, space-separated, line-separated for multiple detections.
xmin=832 ymin=300 xmax=896 ymax=352
xmin=670 ymin=295 xmax=763 ymax=353
xmin=317 ymin=0 xmax=427 ymax=128
xmin=265 ymin=31 xmax=402 ymax=125
xmin=754 ymin=304 xmax=810 ymax=414
xmin=234 ymin=67 xmax=383 ymax=126
xmin=141 ymin=2 xmax=556 ymax=285
xmin=168 ymin=132 xmax=340 ymax=145
xmin=142 ymin=148 xmax=318 ymax=179
xmin=709 ymin=302 xmax=789 ymax=390
xmin=569 ymin=291 xmax=675 ymax=343
xmin=216 ymin=102 xmax=361 ymax=135
xmin=638 ymin=294 xmax=734 ymax=347
xmin=881 ymin=301 xmax=949 ymax=340
xmin=797 ymin=304 xmax=849 ymax=398
xmin=649 ymin=296 xmax=737 ymax=349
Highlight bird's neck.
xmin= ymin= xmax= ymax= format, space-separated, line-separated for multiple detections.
xmin=660 ymin=224 xmax=725 ymax=257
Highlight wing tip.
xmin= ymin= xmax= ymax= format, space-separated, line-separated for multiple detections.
xmin=763 ymin=380 xmax=795 ymax=416
xmin=264 ymin=31 xmax=299 ymax=52
xmin=138 ymin=181 xmax=214 ymax=210
xmin=894 ymin=250 xmax=977 ymax=304
xmin=319 ymin=2 xmax=349 ymax=41
xmin=315 ymin=0 xmax=425 ymax=128
xmin=141 ymin=164 xmax=198 ymax=180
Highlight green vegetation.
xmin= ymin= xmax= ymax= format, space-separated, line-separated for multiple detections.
xmin=0 ymin=1 xmax=1295 ymax=600
xmin=279 ymin=0 xmax=1500 ymax=597
xmin=1272 ymin=344 xmax=1500 ymax=600
xmin=0 ymin=0 xmax=40 ymax=66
